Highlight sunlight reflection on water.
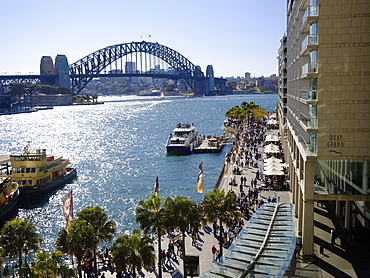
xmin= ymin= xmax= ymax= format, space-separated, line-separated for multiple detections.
xmin=0 ymin=94 xmax=277 ymax=251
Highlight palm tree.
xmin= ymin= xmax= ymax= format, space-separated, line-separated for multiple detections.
xmin=202 ymin=188 xmax=240 ymax=258
xmin=163 ymin=196 xmax=201 ymax=277
xmin=31 ymin=250 xmax=56 ymax=277
xmin=75 ymin=206 xmax=116 ymax=278
xmin=31 ymin=250 xmax=73 ymax=278
xmin=0 ymin=218 xmax=42 ymax=267
xmin=92 ymin=94 xmax=99 ymax=103
xmin=136 ymin=194 xmax=165 ymax=278
xmin=111 ymin=229 xmax=155 ymax=278
xmin=56 ymin=220 xmax=97 ymax=278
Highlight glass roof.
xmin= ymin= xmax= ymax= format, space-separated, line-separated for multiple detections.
xmin=201 ymin=203 xmax=296 ymax=278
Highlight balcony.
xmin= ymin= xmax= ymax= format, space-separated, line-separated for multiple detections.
xmin=300 ymin=0 xmax=309 ymax=11
xmin=304 ymin=142 xmax=317 ymax=156
xmin=301 ymin=34 xmax=318 ymax=55
xmin=301 ymin=90 xmax=317 ymax=101
xmin=301 ymin=62 xmax=317 ymax=78
xmin=299 ymin=134 xmax=317 ymax=156
xmin=301 ymin=5 xmax=319 ymax=33
xmin=310 ymin=62 xmax=317 ymax=73
xmin=300 ymin=112 xmax=317 ymax=129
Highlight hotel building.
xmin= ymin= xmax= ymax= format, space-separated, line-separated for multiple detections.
xmin=277 ymin=0 xmax=370 ymax=258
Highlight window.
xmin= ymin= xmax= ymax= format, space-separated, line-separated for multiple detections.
xmin=309 ymin=132 xmax=317 ymax=154
xmin=310 ymin=50 xmax=318 ymax=72
xmin=309 ymin=22 xmax=318 ymax=45
xmin=310 ymin=77 xmax=317 ymax=90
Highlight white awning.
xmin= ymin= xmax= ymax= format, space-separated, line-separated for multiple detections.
xmin=263 ymin=167 xmax=285 ymax=175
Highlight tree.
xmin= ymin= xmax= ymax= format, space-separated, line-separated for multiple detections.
xmin=0 ymin=218 xmax=42 ymax=267
xmin=136 ymin=194 xmax=165 ymax=278
xmin=92 ymin=94 xmax=99 ymax=103
xmin=163 ymin=196 xmax=201 ymax=277
xmin=8 ymin=83 xmax=25 ymax=97
xmin=84 ymin=94 xmax=91 ymax=102
xmin=75 ymin=206 xmax=116 ymax=278
xmin=111 ymin=229 xmax=155 ymax=278
xmin=56 ymin=221 xmax=97 ymax=278
xmin=31 ymin=250 xmax=74 ymax=278
xmin=202 ymin=188 xmax=240 ymax=258
xmin=225 ymin=102 xmax=266 ymax=127
xmin=226 ymin=81 xmax=237 ymax=91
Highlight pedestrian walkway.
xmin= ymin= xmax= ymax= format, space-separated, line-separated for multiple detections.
xmin=103 ymin=126 xmax=369 ymax=278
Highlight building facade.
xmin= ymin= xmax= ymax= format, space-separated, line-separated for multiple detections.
xmin=32 ymin=93 xmax=72 ymax=106
xmin=277 ymin=0 xmax=370 ymax=258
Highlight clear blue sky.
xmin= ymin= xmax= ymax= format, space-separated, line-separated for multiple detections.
xmin=0 ymin=0 xmax=286 ymax=78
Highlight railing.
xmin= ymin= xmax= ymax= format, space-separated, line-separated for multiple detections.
xmin=302 ymin=63 xmax=308 ymax=76
xmin=302 ymin=62 xmax=318 ymax=76
xmin=309 ymin=62 xmax=317 ymax=73
xmin=300 ymin=112 xmax=317 ymax=128
xmin=302 ymin=5 xmax=319 ymax=27
xmin=299 ymin=134 xmax=317 ymax=155
xmin=301 ymin=34 xmax=318 ymax=50
xmin=301 ymin=90 xmax=317 ymax=101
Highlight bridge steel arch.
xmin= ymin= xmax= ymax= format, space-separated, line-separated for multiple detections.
xmin=69 ymin=41 xmax=205 ymax=94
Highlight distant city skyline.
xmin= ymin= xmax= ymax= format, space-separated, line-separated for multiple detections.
xmin=0 ymin=0 xmax=286 ymax=78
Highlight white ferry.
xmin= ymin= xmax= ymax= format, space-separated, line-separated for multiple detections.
xmin=166 ymin=123 xmax=201 ymax=155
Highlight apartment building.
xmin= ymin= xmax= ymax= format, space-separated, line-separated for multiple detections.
xmin=277 ymin=0 xmax=370 ymax=258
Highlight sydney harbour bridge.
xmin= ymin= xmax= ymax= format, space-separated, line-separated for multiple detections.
xmin=0 ymin=41 xmax=226 ymax=96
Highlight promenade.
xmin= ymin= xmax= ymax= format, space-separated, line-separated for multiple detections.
xmin=103 ymin=126 xmax=367 ymax=278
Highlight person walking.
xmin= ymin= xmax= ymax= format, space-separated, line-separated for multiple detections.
xmin=212 ymin=245 xmax=218 ymax=262
xmin=330 ymin=229 xmax=337 ymax=249
xmin=3 ymin=265 xmax=9 ymax=278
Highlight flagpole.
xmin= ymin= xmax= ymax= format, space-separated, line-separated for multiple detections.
xmin=202 ymin=159 xmax=204 ymax=201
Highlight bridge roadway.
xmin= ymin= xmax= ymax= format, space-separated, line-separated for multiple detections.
xmin=0 ymin=73 xmax=208 ymax=85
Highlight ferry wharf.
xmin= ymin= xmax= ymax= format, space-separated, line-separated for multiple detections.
xmin=194 ymin=136 xmax=230 ymax=153
xmin=102 ymin=128 xmax=363 ymax=278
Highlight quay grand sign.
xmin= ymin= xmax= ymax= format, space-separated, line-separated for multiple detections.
xmin=327 ymin=134 xmax=344 ymax=154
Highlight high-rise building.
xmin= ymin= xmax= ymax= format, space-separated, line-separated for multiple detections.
xmin=277 ymin=0 xmax=370 ymax=259
xmin=245 ymin=72 xmax=251 ymax=81
xmin=125 ymin=61 xmax=136 ymax=73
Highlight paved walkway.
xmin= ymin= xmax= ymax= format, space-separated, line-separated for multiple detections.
xmin=103 ymin=127 xmax=370 ymax=278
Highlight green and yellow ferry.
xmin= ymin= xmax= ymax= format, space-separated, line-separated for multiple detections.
xmin=0 ymin=177 xmax=19 ymax=219
xmin=1 ymin=144 xmax=77 ymax=197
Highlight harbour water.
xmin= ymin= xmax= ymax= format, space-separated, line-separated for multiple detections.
xmin=0 ymin=94 xmax=277 ymax=251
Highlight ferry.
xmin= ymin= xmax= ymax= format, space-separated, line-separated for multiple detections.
xmin=1 ymin=144 xmax=77 ymax=197
xmin=166 ymin=123 xmax=201 ymax=155
xmin=0 ymin=177 xmax=19 ymax=219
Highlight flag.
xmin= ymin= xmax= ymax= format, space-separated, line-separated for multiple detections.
xmin=197 ymin=162 xmax=204 ymax=193
xmin=224 ymin=152 xmax=229 ymax=177
xmin=62 ymin=191 xmax=73 ymax=231
xmin=154 ymin=175 xmax=159 ymax=195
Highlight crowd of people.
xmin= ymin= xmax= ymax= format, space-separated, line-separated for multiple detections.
xmin=219 ymin=114 xmax=287 ymax=246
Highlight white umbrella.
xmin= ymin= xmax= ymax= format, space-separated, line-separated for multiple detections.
xmin=263 ymin=168 xmax=285 ymax=175
xmin=264 ymin=162 xmax=283 ymax=170
xmin=265 ymin=134 xmax=280 ymax=142
xmin=264 ymin=144 xmax=280 ymax=153
xmin=264 ymin=157 xmax=282 ymax=163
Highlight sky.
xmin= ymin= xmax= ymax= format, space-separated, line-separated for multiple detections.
xmin=0 ymin=0 xmax=286 ymax=78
